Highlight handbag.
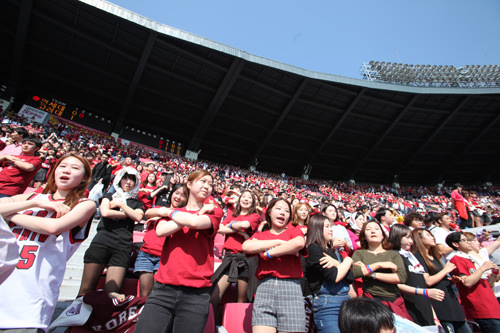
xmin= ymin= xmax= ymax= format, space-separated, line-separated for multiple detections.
xmin=89 ymin=182 xmax=104 ymax=201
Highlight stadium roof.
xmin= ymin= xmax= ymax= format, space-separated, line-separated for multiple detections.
xmin=2 ymin=0 xmax=500 ymax=185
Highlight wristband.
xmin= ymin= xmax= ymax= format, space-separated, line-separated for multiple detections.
xmin=170 ymin=210 xmax=180 ymax=219
xmin=229 ymin=221 xmax=235 ymax=230
xmin=423 ymin=289 xmax=429 ymax=299
xmin=261 ymin=252 xmax=268 ymax=260
xmin=266 ymin=250 xmax=272 ymax=260
xmin=366 ymin=264 xmax=373 ymax=274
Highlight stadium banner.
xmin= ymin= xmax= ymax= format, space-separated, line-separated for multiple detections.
xmin=48 ymin=115 xmax=170 ymax=157
xmin=48 ymin=115 xmax=114 ymax=140
xmin=18 ymin=105 xmax=51 ymax=124
xmin=0 ymin=99 xmax=11 ymax=113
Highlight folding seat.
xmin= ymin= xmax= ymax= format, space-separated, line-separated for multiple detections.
xmin=222 ymin=303 xmax=253 ymax=333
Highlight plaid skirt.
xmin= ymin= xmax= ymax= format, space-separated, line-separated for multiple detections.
xmin=252 ymin=277 xmax=306 ymax=332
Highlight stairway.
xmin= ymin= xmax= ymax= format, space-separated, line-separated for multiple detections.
xmin=58 ymin=218 xmax=99 ymax=301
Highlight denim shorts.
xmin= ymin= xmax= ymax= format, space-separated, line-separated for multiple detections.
xmin=312 ymin=294 xmax=350 ymax=333
xmin=133 ymin=250 xmax=160 ymax=273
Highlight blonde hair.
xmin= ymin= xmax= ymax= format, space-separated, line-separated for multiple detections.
xmin=292 ymin=202 xmax=312 ymax=226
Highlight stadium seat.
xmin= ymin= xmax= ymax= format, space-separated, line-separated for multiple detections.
xmin=222 ymin=303 xmax=253 ymax=333
xmin=214 ymin=233 xmax=225 ymax=259
xmin=23 ymin=187 xmax=36 ymax=194
xmin=133 ymin=230 xmax=145 ymax=243
xmin=220 ymin=284 xmax=237 ymax=310
xmin=203 ymin=303 xmax=216 ymax=333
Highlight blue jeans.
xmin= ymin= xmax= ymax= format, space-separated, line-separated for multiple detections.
xmin=312 ymin=294 xmax=350 ymax=333
xmin=475 ymin=319 xmax=500 ymax=333
xmin=135 ymin=282 xmax=210 ymax=333
xmin=107 ymin=185 xmax=116 ymax=194
xmin=441 ymin=321 xmax=472 ymax=333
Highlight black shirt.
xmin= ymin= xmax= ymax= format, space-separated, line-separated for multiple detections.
xmin=92 ymin=193 xmax=144 ymax=249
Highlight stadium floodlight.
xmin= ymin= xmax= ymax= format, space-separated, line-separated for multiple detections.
xmin=361 ymin=61 xmax=500 ymax=88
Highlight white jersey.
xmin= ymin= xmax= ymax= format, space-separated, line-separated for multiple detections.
xmin=0 ymin=193 xmax=93 ymax=330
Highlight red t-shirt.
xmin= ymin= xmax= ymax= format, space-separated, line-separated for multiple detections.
xmin=155 ymin=205 xmax=224 ymax=288
xmin=0 ymin=155 xmax=42 ymax=196
xmin=140 ymin=171 xmax=156 ymax=183
xmin=222 ymin=195 xmax=236 ymax=217
xmin=451 ymin=255 xmax=500 ymax=319
xmin=140 ymin=219 xmax=164 ymax=257
xmin=250 ymin=225 xmax=307 ymax=280
xmin=137 ymin=185 xmax=155 ymax=210
xmin=223 ymin=213 xmax=261 ymax=253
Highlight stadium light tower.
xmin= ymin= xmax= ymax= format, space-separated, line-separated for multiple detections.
xmin=360 ymin=62 xmax=500 ymax=88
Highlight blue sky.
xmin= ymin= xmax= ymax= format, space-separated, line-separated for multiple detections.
xmin=109 ymin=0 xmax=500 ymax=79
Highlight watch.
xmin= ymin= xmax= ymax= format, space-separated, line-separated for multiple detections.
xmin=372 ymin=272 xmax=377 ymax=279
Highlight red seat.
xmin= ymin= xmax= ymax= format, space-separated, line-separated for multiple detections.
xmin=220 ymin=284 xmax=237 ymax=310
xmin=133 ymin=230 xmax=145 ymax=243
xmin=203 ymin=303 xmax=216 ymax=333
xmin=23 ymin=187 xmax=36 ymax=194
xmin=214 ymin=233 xmax=225 ymax=259
xmin=222 ymin=303 xmax=253 ymax=333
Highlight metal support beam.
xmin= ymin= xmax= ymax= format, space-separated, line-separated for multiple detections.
xmin=188 ymin=57 xmax=245 ymax=151
xmin=398 ymin=96 xmax=470 ymax=173
xmin=253 ymin=78 xmax=308 ymax=158
xmin=33 ymin=9 xmax=137 ymax=62
xmin=6 ymin=0 xmax=33 ymax=98
xmin=309 ymin=88 xmax=366 ymax=164
xmin=351 ymin=94 xmax=418 ymax=178
xmin=112 ymin=31 xmax=157 ymax=134
xmin=439 ymin=108 xmax=500 ymax=180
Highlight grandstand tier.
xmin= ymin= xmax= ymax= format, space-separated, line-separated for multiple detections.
xmin=1 ymin=0 xmax=500 ymax=184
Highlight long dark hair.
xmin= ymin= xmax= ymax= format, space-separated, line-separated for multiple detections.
xmin=232 ymin=189 xmax=258 ymax=217
xmin=263 ymin=198 xmax=292 ymax=231
xmin=412 ymin=228 xmax=441 ymax=274
xmin=388 ymin=224 xmax=411 ymax=251
xmin=306 ymin=215 xmax=330 ymax=252
xmin=142 ymin=173 xmax=157 ymax=187
xmin=321 ymin=203 xmax=340 ymax=222
xmin=358 ymin=221 xmax=392 ymax=250
xmin=166 ymin=183 xmax=188 ymax=208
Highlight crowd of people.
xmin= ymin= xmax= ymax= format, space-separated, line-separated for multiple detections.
xmin=1 ymin=113 xmax=500 ymax=333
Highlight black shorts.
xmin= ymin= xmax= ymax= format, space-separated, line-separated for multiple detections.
xmin=84 ymin=242 xmax=131 ymax=268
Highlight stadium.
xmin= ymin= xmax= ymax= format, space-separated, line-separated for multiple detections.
xmin=1 ymin=1 xmax=500 ymax=332
xmin=2 ymin=0 xmax=500 ymax=185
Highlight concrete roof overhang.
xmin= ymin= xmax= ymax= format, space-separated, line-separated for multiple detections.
xmin=2 ymin=0 xmax=500 ymax=184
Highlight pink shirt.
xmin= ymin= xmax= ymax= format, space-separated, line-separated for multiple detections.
xmin=0 ymin=142 xmax=22 ymax=157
